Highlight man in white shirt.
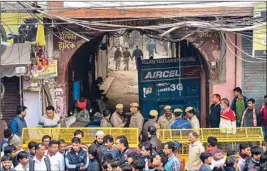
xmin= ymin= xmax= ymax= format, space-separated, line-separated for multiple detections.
xmin=29 ymin=143 xmax=51 ymax=171
xmin=47 ymin=140 xmax=65 ymax=171
xmin=15 ymin=151 xmax=29 ymax=171
xmin=38 ymin=106 xmax=61 ymax=128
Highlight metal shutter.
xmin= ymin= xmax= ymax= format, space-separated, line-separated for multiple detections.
xmin=1 ymin=77 xmax=20 ymax=125
xmin=242 ymin=31 xmax=267 ymax=110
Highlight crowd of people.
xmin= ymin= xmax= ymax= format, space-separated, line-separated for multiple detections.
xmin=2 ymin=128 xmax=267 ymax=171
xmin=1 ymin=86 xmax=267 ymax=171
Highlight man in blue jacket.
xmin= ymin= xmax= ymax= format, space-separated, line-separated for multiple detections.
xmin=10 ymin=106 xmax=28 ymax=137
xmin=170 ymin=108 xmax=192 ymax=129
xmin=231 ymin=87 xmax=248 ymax=127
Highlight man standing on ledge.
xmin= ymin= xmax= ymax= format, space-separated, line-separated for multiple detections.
xmin=10 ymin=106 xmax=28 ymax=137
xmin=231 ymin=87 xmax=248 ymax=127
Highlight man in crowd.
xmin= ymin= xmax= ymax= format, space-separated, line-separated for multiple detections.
xmin=114 ymin=47 xmax=122 ymax=71
xmin=91 ymin=77 xmax=105 ymax=114
xmin=29 ymin=143 xmax=51 ymax=171
xmin=185 ymin=131 xmax=205 ymax=171
xmin=58 ymin=139 xmax=67 ymax=155
xmin=28 ymin=141 xmax=37 ymax=158
xmin=132 ymin=45 xmax=143 ymax=70
xmin=231 ymin=87 xmax=248 ymax=127
xmin=209 ymin=94 xmax=221 ymax=128
xmin=123 ymin=47 xmax=131 ymax=71
xmin=148 ymin=126 xmax=163 ymax=151
xmin=185 ymin=107 xmax=200 ymax=131
xmin=10 ymin=105 xmax=28 ymax=137
xmin=111 ymin=104 xmax=126 ymax=127
xmin=170 ymin=108 xmax=192 ymax=129
xmin=47 ymin=140 xmax=65 ymax=171
xmin=152 ymin=150 xmax=168 ymax=171
xmin=143 ymin=110 xmax=159 ymax=137
xmin=244 ymin=146 xmax=261 ymax=171
xmin=42 ymin=135 xmax=51 ymax=155
xmin=102 ymin=134 xmax=119 ymax=159
xmin=129 ymin=103 xmax=144 ymax=136
xmin=1 ymin=129 xmax=12 ymax=152
xmin=65 ymin=137 xmax=89 ymax=170
xmin=238 ymin=143 xmax=251 ymax=171
xmin=158 ymin=106 xmax=175 ymax=129
xmin=4 ymin=145 xmax=19 ymax=168
xmin=100 ymin=109 xmax=112 ymax=127
xmin=241 ymin=98 xmax=258 ymax=127
xmin=90 ymin=131 xmax=105 ymax=162
xmin=15 ymin=151 xmax=29 ymax=171
xmin=206 ymin=136 xmax=225 ymax=168
xmin=1 ymin=155 xmax=14 ymax=171
xmin=163 ymin=141 xmax=180 ymax=171
xmin=38 ymin=106 xmax=61 ymax=128
xmin=260 ymin=95 xmax=267 ymax=138
xmin=199 ymin=152 xmax=212 ymax=171
xmin=115 ymin=135 xmax=130 ymax=164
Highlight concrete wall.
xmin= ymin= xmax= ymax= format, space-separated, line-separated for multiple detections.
xmin=212 ymin=33 xmax=243 ymax=104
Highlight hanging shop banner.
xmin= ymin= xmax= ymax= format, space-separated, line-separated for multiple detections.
xmin=37 ymin=60 xmax=58 ymax=79
xmin=253 ymin=3 xmax=266 ymax=57
xmin=0 ymin=13 xmax=46 ymax=46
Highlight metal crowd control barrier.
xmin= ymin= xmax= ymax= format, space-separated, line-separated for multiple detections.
xmin=21 ymin=128 xmax=139 ymax=149
xmin=158 ymin=127 xmax=264 ymax=163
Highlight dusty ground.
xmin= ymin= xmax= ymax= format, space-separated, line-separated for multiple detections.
xmin=105 ymin=70 xmax=139 ymax=110
xmin=105 ymin=40 xmax=169 ymax=110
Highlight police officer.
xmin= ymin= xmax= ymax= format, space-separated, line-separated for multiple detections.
xmin=143 ymin=110 xmax=160 ymax=137
xmin=111 ymin=104 xmax=126 ymax=127
xmin=129 ymin=103 xmax=144 ymax=136
xmin=157 ymin=106 xmax=175 ymax=129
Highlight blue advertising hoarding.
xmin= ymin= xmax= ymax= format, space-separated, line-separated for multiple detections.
xmin=138 ymin=57 xmax=201 ymax=119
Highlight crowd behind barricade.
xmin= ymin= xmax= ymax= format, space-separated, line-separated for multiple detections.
xmin=0 ymin=86 xmax=267 ymax=171
xmin=2 ymin=128 xmax=267 ymax=171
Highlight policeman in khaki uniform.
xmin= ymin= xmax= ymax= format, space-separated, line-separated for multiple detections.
xmin=143 ymin=110 xmax=160 ymax=137
xmin=129 ymin=103 xmax=144 ymax=136
xmin=157 ymin=105 xmax=176 ymax=129
xmin=111 ymin=104 xmax=126 ymax=127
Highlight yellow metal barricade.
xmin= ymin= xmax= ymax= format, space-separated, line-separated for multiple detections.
xmin=21 ymin=127 xmax=139 ymax=149
xmin=158 ymin=127 xmax=264 ymax=163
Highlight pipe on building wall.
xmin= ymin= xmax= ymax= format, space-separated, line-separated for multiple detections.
xmin=234 ymin=33 xmax=237 ymax=87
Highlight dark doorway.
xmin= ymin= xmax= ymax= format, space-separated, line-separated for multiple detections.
xmin=67 ymin=39 xmax=100 ymax=113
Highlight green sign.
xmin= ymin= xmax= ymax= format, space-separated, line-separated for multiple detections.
xmin=253 ymin=3 xmax=266 ymax=57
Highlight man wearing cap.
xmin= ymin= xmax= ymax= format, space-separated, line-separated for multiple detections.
xmin=143 ymin=110 xmax=160 ymax=137
xmin=185 ymin=107 xmax=200 ymax=132
xmin=157 ymin=106 xmax=175 ymax=129
xmin=129 ymin=103 xmax=144 ymax=136
xmin=171 ymin=109 xmax=192 ymax=129
xmin=111 ymin=104 xmax=126 ymax=127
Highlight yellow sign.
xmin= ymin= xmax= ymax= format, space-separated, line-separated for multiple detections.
xmin=0 ymin=13 xmax=45 ymax=46
xmin=37 ymin=60 xmax=58 ymax=79
xmin=253 ymin=3 xmax=266 ymax=57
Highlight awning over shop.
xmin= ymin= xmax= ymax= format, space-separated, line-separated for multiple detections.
xmin=0 ymin=43 xmax=31 ymax=77
xmin=0 ymin=64 xmax=29 ymax=78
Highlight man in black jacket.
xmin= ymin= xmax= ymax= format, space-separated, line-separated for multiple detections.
xmin=209 ymin=94 xmax=221 ymax=128
xmin=65 ymin=137 xmax=89 ymax=171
